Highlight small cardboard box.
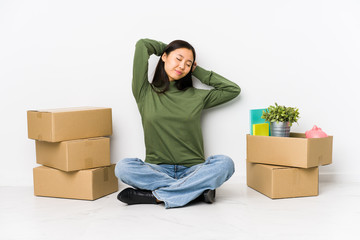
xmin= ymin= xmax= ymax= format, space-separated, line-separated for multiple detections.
xmin=33 ymin=164 xmax=118 ymax=200
xmin=247 ymin=161 xmax=319 ymax=199
xmin=27 ymin=107 xmax=112 ymax=142
xmin=247 ymin=133 xmax=333 ymax=168
xmin=36 ymin=137 xmax=110 ymax=172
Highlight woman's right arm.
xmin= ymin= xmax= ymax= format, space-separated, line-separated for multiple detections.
xmin=132 ymin=38 xmax=167 ymax=103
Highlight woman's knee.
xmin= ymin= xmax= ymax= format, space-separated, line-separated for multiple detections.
xmin=209 ymin=155 xmax=235 ymax=176
xmin=114 ymin=158 xmax=140 ymax=180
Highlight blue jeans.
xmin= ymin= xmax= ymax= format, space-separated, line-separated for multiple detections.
xmin=114 ymin=155 xmax=235 ymax=209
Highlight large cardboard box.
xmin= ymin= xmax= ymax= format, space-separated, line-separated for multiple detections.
xmin=36 ymin=137 xmax=110 ymax=172
xmin=33 ymin=165 xmax=118 ymax=200
xmin=27 ymin=107 xmax=112 ymax=142
xmin=247 ymin=162 xmax=319 ymax=199
xmin=247 ymin=133 xmax=333 ymax=168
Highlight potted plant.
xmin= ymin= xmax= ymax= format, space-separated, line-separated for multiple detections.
xmin=261 ymin=103 xmax=300 ymax=137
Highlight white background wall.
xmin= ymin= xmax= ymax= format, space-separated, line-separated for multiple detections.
xmin=1 ymin=0 xmax=359 ymax=186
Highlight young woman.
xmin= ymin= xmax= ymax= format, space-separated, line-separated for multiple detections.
xmin=115 ymin=38 xmax=240 ymax=209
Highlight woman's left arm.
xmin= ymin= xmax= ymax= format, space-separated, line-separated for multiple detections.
xmin=193 ymin=66 xmax=241 ymax=109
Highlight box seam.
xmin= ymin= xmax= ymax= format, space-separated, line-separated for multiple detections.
xmin=65 ymin=142 xmax=70 ymax=171
xmin=51 ymin=113 xmax=55 ymax=142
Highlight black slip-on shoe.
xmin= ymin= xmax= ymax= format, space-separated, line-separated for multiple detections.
xmin=203 ymin=189 xmax=216 ymax=203
xmin=117 ymin=188 xmax=158 ymax=205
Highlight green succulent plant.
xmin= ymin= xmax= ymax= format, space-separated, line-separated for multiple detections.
xmin=261 ymin=103 xmax=300 ymax=126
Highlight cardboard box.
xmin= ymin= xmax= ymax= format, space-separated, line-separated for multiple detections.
xmin=247 ymin=161 xmax=319 ymax=199
xmin=36 ymin=137 xmax=110 ymax=172
xmin=33 ymin=164 xmax=118 ymax=200
xmin=27 ymin=107 xmax=112 ymax=142
xmin=247 ymin=133 xmax=333 ymax=168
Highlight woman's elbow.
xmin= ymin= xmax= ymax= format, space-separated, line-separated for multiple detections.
xmin=234 ymin=84 xmax=241 ymax=97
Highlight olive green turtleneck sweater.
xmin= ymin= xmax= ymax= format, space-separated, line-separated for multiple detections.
xmin=132 ymin=39 xmax=240 ymax=167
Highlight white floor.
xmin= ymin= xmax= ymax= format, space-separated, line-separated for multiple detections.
xmin=1 ymin=179 xmax=360 ymax=240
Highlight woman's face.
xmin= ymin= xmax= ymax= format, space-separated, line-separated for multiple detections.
xmin=162 ymin=48 xmax=194 ymax=81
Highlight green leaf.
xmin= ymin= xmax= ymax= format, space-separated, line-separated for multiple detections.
xmin=262 ymin=102 xmax=300 ymax=125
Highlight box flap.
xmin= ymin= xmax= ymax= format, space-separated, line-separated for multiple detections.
xmin=32 ymin=107 xmax=110 ymax=113
xmin=65 ymin=137 xmax=108 ymax=144
xmin=290 ymin=132 xmax=306 ymax=138
xmin=257 ymin=163 xmax=290 ymax=170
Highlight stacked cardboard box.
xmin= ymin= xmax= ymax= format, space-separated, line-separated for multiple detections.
xmin=246 ymin=133 xmax=333 ymax=199
xmin=27 ymin=107 xmax=118 ymax=200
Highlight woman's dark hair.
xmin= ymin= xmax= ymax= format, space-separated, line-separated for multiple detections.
xmin=151 ymin=40 xmax=196 ymax=93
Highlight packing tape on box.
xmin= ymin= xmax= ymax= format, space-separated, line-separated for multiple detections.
xmin=103 ymin=167 xmax=109 ymax=182
xmin=318 ymin=155 xmax=323 ymax=165
xmin=37 ymin=112 xmax=42 ymax=118
xmin=85 ymin=158 xmax=93 ymax=168
xmin=85 ymin=140 xmax=93 ymax=147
